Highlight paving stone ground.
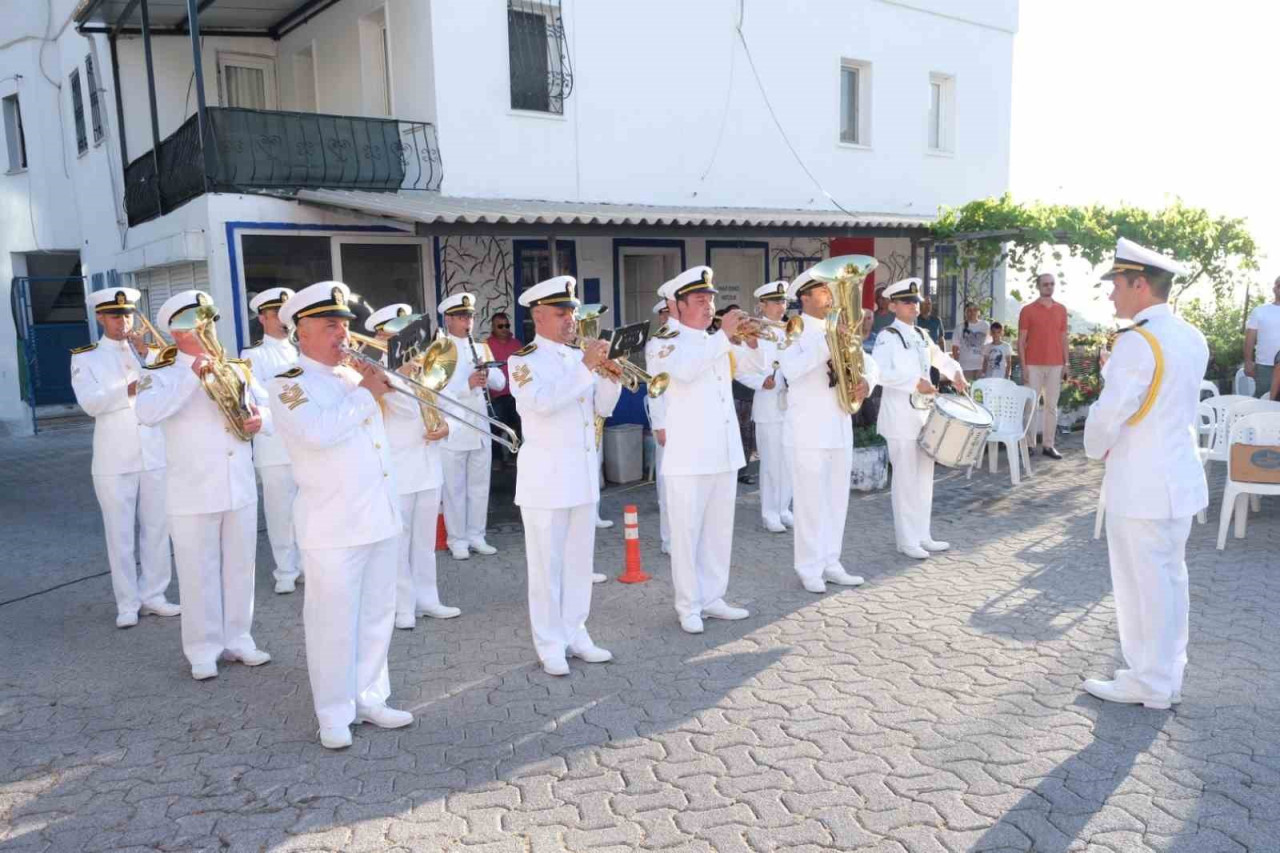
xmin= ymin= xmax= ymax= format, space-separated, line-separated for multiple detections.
xmin=1 ymin=425 xmax=1278 ymax=852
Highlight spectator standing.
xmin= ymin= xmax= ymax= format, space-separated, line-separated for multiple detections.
xmin=1017 ymin=273 xmax=1069 ymax=460
xmin=951 ymin=302 xmax=990 ymax=382
xmin=1244 ymin=276 xmax=1280 ymax=398
xmin=485 ymin=311 xmax=524 ymax=465
xmin=982 ymin=322 xmax=1013 ymax=379
xmin=918 ymin=297 xmax=946 ymax=348
xmin=870 ymin=287 xmax=895 ymax=338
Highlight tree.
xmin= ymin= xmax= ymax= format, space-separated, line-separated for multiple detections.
xmin=930 ymin=195 xmax=1259 ymax=304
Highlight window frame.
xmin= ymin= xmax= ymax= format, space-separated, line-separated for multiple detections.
xmin=69 ymin=68 xmax=88 ymax=155
xmin=216 ymin=51 xmax=278 ymax=110
xmin=85 ymin=53 xmax=104 ymax=144
xmin=2 ymin=93 xmax=27 ymax=173
xmin=838 ymin=59 xmax=872 ymax=149
xmin=507 ymin=1 xmax=568 ymax=117
xmin=927 ymin=72 xmax=956 ymax=155
xmin=358 ymin=5 xmax=393 ymax=118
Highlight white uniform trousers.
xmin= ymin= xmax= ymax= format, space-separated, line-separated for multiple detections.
xmin=441 ymin=447 xmax=492 ymax=547
xmin=521 ymin=503 xmax=596 ymax=663
xmin=654 ymin=442 xmax=670 ymax=550
xmin=664 ymin=472 xmax=737 ymax=620
xmin=168 ymin=504 xmax=258 ymax=667
xmin=258 ymin=464 xmax=300 ymax=584
xmin=886 ymin=439 xmax=937 ymax=550
xmin=301 ymin=535 xmax=398 ymax=729
xmin=789 ymin=446 xmax=851 ymax=583
xmin=1104 ymin=513 xmax=1193 ymax=700
xmin=92 ymin=469 xmax=172 ymax=616
xmin=757 ymin=422 xmax=793 ymax=526
xmin=397 ymin=488 xmax=443 ymax=620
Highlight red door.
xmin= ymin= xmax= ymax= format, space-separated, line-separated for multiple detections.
xmin=828 ymin=237 xmax=877 ymax=309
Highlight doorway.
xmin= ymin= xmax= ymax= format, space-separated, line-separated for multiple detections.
xmin=614 ymin=240 xmax=684 ymax=327
xmin=705 ymin=241 xmax=768 ymax=310
xmin=512 ymin=240 xmax=577 ymax=344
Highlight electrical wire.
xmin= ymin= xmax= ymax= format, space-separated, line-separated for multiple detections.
xmin=696 ymin=0 xmax=739 ymax=185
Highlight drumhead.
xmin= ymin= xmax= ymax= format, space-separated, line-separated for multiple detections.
xmin=935 ymin=395 xmax=994 ymax=426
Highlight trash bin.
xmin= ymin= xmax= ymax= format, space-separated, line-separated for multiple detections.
xmin=603 ymin=423 xmax=644 ymax=484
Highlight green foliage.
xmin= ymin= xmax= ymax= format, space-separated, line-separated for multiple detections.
xmin=932 ymin=195 xmax=1259 ymax=302
xmin=853 ymin=424 xmax=886 ymax=448
xmin=1060 ymin=371 xmax=1103 ymax=411
xmin=1181 ymin=292 xmax=1262 ymax=388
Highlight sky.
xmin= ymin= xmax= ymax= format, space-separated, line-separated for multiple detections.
xmin=1008 ymin=0 xmax=1279 ymax=326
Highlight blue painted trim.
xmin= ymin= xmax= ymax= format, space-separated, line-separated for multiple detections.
xmin=512 ymin=239 xmax=578 ymax=335
xmin=705 ymin=240 xmax=770 ymax=304
xmin=610 ymin=238 xmax=686 ymax=325
xmin=431 ymin=235 xmax=443 ymax=310
xmin=223 ymin=220 xmax=405 ymax=351
xmin=776 ymin=255 xmax=821 ymax=281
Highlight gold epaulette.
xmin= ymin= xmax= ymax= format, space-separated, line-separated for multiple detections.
xmin=276 ymin=366 xmax=304 ymax=379
xmin=514 ymin=343 xmax=537 ymax=357
xmin=144 ymin=346 xmax=178 ymax=369
xmin=70 ymin=342 xmax=98 ymax=354
xmin=654 ymin=326 xmax=678 ymax=340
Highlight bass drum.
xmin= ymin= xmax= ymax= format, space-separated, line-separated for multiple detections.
xmin=917 ymin=394 xmax=993 ymax=468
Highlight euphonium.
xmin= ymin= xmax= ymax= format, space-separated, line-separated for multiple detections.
xmin=177 ymin=305 xmax=255 ymax=441
xmin=808 ymin=254 xmax=878 ymax=415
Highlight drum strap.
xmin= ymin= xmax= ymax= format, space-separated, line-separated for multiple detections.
xmin=1119 ymin=321 xmax=1164 ymax=426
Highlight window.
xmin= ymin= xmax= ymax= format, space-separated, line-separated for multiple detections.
xmin=359 ymin=7 xmax=393 ymax=116
xmin=218 ymin=53 xmax=276 ymax=110
xmin=70 ymin=69 xmax=87 ymax=154
xmin=85 ymin=54 xmax=103 ymax=143
xmin=928 ymin=73 xmax=955 ymax=153
xmin=508 ymin=0 xmax=573 ymax=114
xmin=293 ymin=45 xmax=317 ymax=112
xmin=839 ymin=60 xmax=871 ymax=146
xmin=2 ymin=94 xmax=26 ymax=171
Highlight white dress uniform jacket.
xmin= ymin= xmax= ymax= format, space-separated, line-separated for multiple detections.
xmin=1084 ymin=303 xmax=1209 ymax=519
xmin=384 ymin=393 xmax=445 ymax=496
xmin=239 ymin=335 xmax=297 ymax=468
xmin=643 ymin=330 xmax=671 ymax=550
xmin=781 ymin=314 xmax=882 ymax=449
xmin=738 ymin=336 xmax=786 ymax=426
xmin=383 ymin=391 xmax=448 ymax=621
xmin=510 ymin=336 xmax=623 ymax=509
xmin=873 ymin=319 xmax=962 ymax=441
xmin=440 ymin=335 xmax=506 ymax=452
xmin=240 ymin=334 xmax=300 ymax=585
xmin=72 ymin=339 xmax=168 ymax=475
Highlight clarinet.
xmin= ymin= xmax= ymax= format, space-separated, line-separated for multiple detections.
xmin=467 ymin=332 xmax=499 ymax=425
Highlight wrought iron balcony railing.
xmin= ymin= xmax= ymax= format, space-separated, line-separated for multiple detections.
xmin=123 ymin=107 xmax=442 ymax=226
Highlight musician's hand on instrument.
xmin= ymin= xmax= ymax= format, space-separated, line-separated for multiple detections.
xmin=358 ymin=365 xmax=393 ymax=398
xmin=762 ymin=375 xmax=777 ymax=390
xmin=128 ymin=332 xmax=149 ymax=357
xmin=854 ymin=379 xmax=870 ymax=402
xmin=467 ymin=371 xmax=486 ymax=390
xmin=425 ymin=423 xmax=450 ymax=442
xmin=190 ymin=353 xmax=211 ymax=377
xmin=916 ymin=377 xmax=937 ymax=395
xmin=655 ymin=428 xmax=666 ymax=447
xmin=720 ymin=309 xmax=748 ymax=341
xmin=582 ymin=340 xmax=611 ymax=372
xmin=241 ymin=408 xmax=264 ymax=436
xmin=128 ymin=380 xmax=138 ymax=397
xmin=952 ymin=374 xmax=969 ymax=393
xmin=396 ymin=362 xmax=416 ymax=378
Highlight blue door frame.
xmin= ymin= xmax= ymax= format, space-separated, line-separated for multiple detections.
xmin=11 ymin=276 xmax=91 ymax=425
xmin=512 ymin=240 xmax=577 ymax=338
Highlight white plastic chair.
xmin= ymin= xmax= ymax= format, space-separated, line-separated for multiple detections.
xmin=1204 ymin=395 xmax=1256 ymax=464
xmin=970 ymin=379 xmax=1037 ymax=485
xmin=1234 ymin=367 xmax=1256 ymax=397
xmin=1216 ymin=411 xmax=1280 ymax=549
xmin=1199 ymin=379 xmax=1220 ymax=400
xmin=1221 ymin=399 xmax=1280 ymax=513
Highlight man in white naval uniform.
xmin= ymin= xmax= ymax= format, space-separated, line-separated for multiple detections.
xmin=644 ymin=298 xmax=672 ymax=554
xmin=779 ymin=269 xmax=878 ymax=592
xmin=508 ymin=276 xmax=623 ymax=675
xmin=270 ymin=282 xmax=412 ymax=749
xmin=240 ymin=287 xmax=301 ymax=594
xmin=872 ymin=278 xmax=967 ymax=560
xmin=135 ymin=290 xmax=272 ymax=680
xmin=1082 ymin=239 xmax=1208 ymax=710
xmin=365 ymin=303 xmax=461 ymax=629
xmin=437 ymin=292 xmax=507 ymax=560
xmin=735 ymin=281 xmax=795 ymax=534
xmin=70 ymin=287 xmax=178 ymax=628
xmin=648 ymin=267 xmax=763 ymax=634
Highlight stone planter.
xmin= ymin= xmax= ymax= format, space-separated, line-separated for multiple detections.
xmin=1057 ymin=406 xmax=1087 ymax=432
xmin=851 ymin=444 xmax=889 ymax=491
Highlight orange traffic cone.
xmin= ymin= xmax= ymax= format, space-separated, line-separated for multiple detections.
xmin=617 ymin=504 xmax=650 ymax=583
xmin=435 ymin=514 xmax=448 ymax=551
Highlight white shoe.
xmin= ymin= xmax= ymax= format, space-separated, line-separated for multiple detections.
xmin=595 ymin=518 xmax=614 ymax=529
xmin=542 ymin=656 xmax=570 ymax=676
xmin=140 ymin=600 xmax=181 ymax=617
xmin=191 ymin=662 xmax=218 ymax=680
xmin=274 ymin=579 xmax=296 ymax=594
xmin=469 ymin=540 xmax=497 ymax=556
xmin=1081 ymin=678 xmax=1171 ymax=710
xmin=116 ymin=612 xmax=139 ymax=629
xmin=822 ymin=568 xmax=865 ymax=587
xmin=703 ymin=601 xmax=750 ymax=620
xmin=418 ymin=604 xmax=461 ymax=619
xmin=802 ymin=577 xmax=827 ymax=594
xmin=395 ymin=614 xmax=416 ymax=630
xmin=319 ymin=726 xmax=352 ymax=749
xmin=356 ymin=705 xmax=414 ymax=728
xmin=223 ymin=648 xmax=271 ymax=667
xmin=780 ymin=513 xmax=794 ymax=528
xmin=899 ymin=545 xmax=930 ymax=559
xmin=568 ymin=644 xmax=613 ymax=663
xmin=920 ymin=539 xmax=951 ymax=552
xmin=591 ymin=572 xmax=607 ymax=584
xmin=763 ymin=519 xmax=786 ymax=533
xmin=450 ymin=545 xmax=471 ymax=560
xmin=680 ymin=615 xmax=704 ymax=634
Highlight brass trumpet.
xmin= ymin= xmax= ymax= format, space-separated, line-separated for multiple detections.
xmin=736 ymin=315 xmax=804 ymax=347
xmin=573 ymin=304 xmax=669 ymax=399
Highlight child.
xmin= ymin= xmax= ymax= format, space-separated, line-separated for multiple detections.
xmin=981 ymin=322 xmax=1013 ymax=379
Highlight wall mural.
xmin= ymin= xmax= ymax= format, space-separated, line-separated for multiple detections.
xmin=769 ymin=238 xmax=828 ymax=280
xmin=436 ymin=236 xmax=515 ymax=328
xmin=876 ymin=248 xmax=913 ymax=285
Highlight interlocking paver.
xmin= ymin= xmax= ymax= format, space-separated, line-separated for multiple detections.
xmin=2 ymin=430 xmax=1279 ymax=850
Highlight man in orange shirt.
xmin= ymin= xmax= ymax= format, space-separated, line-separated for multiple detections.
xmin=1017 ymin=273 xmax=1070 ymax=460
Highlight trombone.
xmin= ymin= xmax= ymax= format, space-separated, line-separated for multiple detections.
xmin=343 ymin=331 xmax=521 ymax=454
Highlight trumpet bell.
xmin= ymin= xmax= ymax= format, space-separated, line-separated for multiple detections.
xmin=646 ymin=372 xmax=670 ymax=398
xmin=418 ymin=337 xmax=458 ymax=391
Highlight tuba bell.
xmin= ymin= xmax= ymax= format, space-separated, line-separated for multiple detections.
xmin=807 ymin=254 xmax=878 ymax=415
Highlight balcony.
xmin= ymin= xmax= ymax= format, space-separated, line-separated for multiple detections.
xmin=123 ymin=107 xmax=443 ymax=226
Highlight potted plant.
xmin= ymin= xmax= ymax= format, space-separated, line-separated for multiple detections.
xmin=851 ymin=424 xmax=889 ymax=491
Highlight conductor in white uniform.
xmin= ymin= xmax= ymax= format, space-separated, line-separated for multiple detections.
xmin=648 ymin=266 xmax=763 ymax=634
xmin=873 ymin=278 xmax=967 ymax=560
xmin=436 ymin=292 xmax=507 ymax=560
xmin=736 ymin=281 xmax=794 ymax=534
xmin=270 ymin=282 xmax=412 ymax=749
xmin=508 ymin=276 xmax=623 ymax=675
xmin=135 ymin=291 xmax=272 ymax=680
xmin=240 ymin=287 xmax=302 ymax=594
xmin=1082 ymin=238 xmax=1208 ymax=710
xmin=644 ymin=298 xmax=672 ymax=554
xmin=71 ymin=287 xmax=178 ymax=628
xmin=779 ymin=270 xmax=878 ymax=592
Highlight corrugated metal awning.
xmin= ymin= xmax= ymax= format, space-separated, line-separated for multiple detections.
xmin=293 ymin=189 xmax=934 ymax=238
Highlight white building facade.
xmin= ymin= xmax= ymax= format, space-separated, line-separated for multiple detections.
xmin=0 ymin=0 xmax=1016 ymax=435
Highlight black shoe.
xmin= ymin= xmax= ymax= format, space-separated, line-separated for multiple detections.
xmin=1042 ymin=447 xmax=1063 ymax=460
